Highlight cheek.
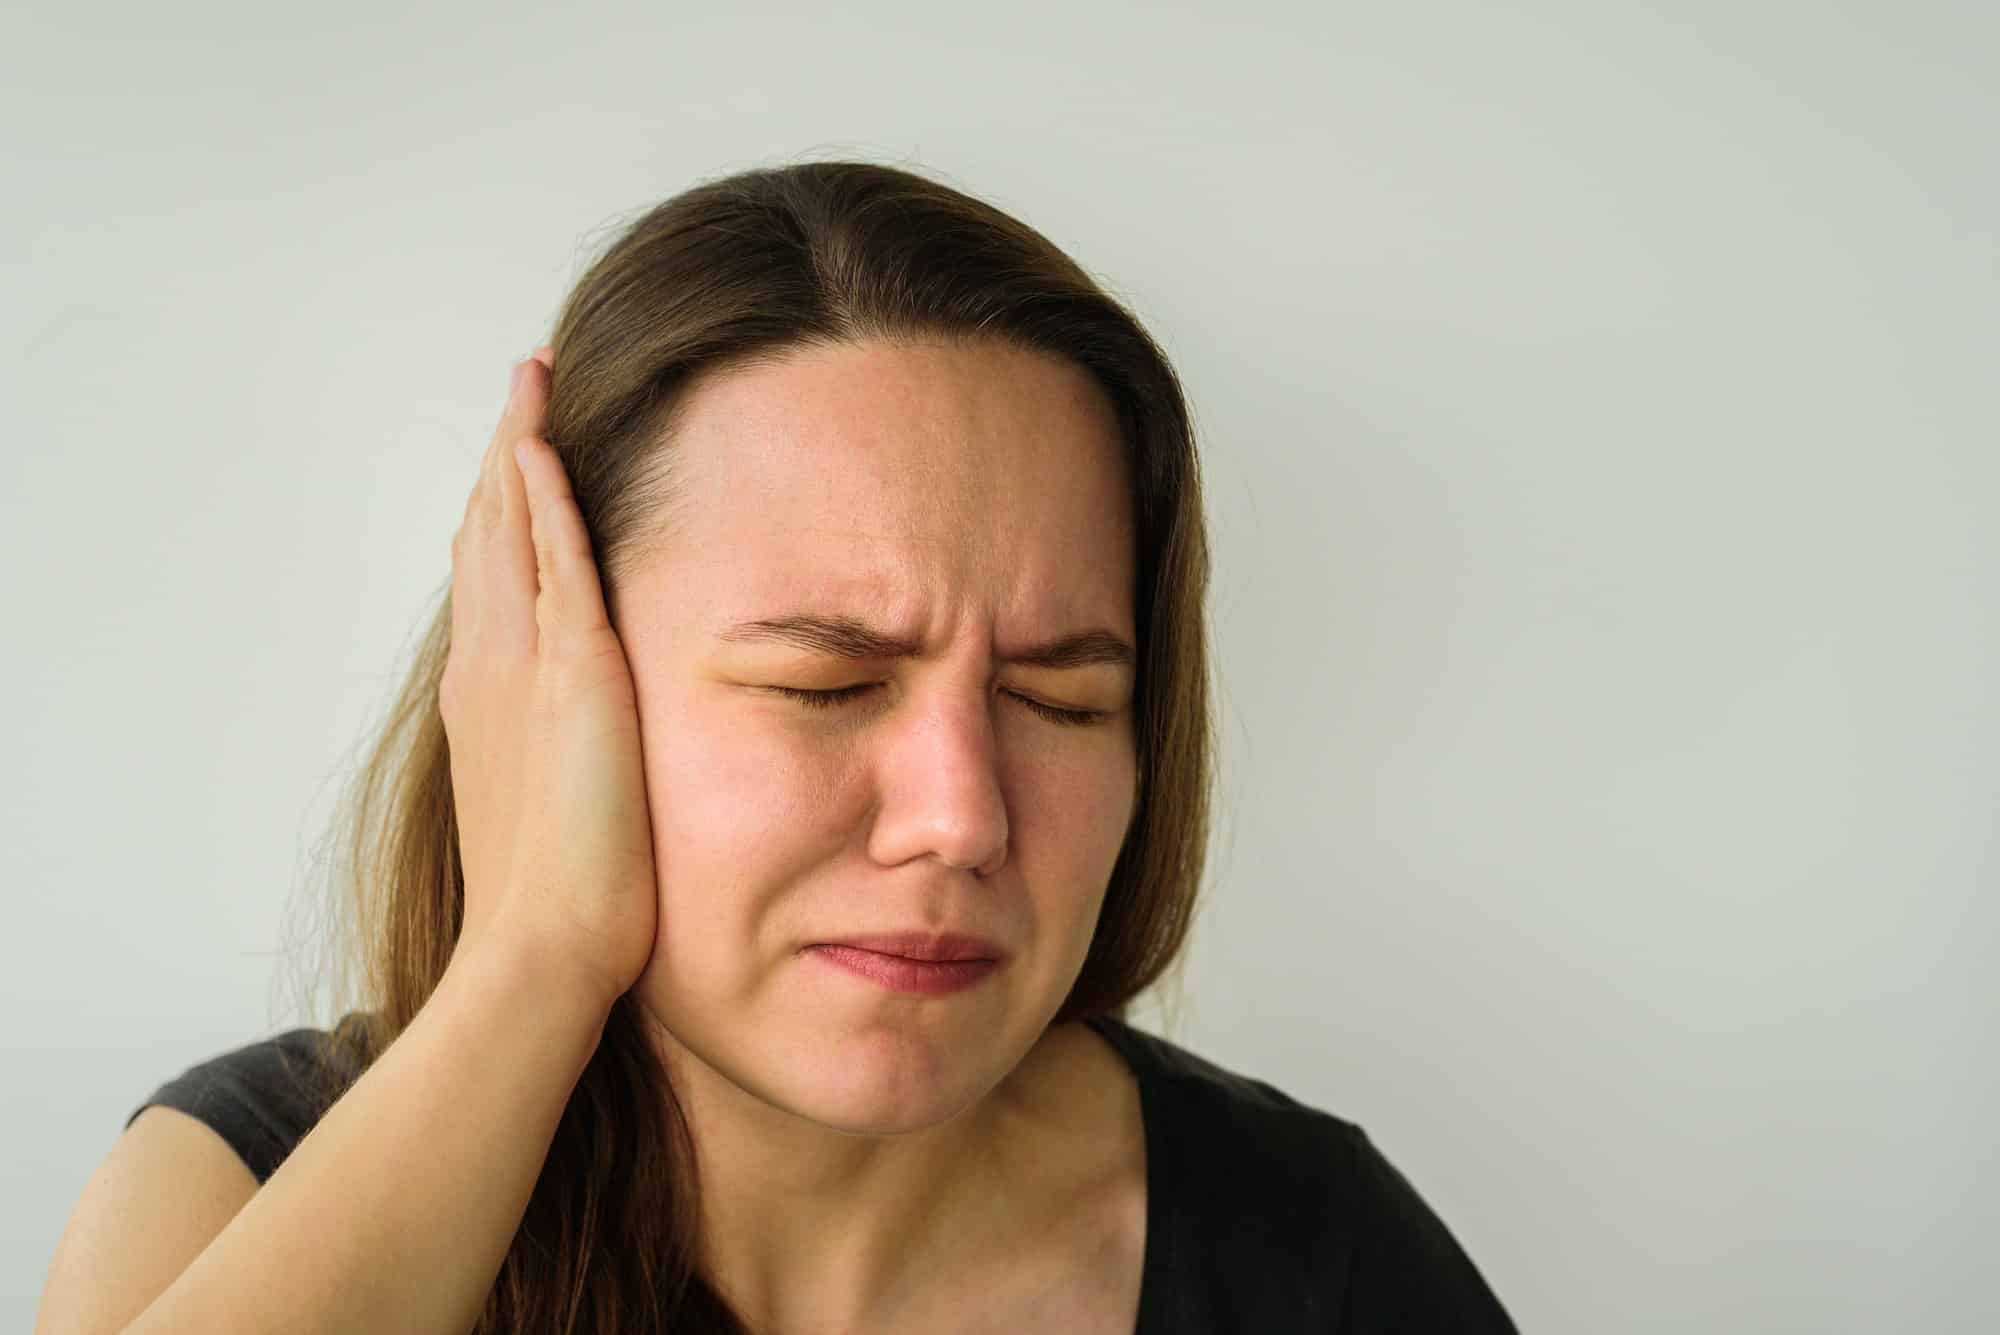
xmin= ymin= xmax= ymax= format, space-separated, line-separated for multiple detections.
xmin=636 ymin=695 xmax=862 ymax=889
xmin=1014 ymin=728 xmax=1137 ymax=854
xmin=632 ymin=700 xmax=840 ymax=1001
xmin=632 ymin=699 xmax=868 ymax=979
xmin=1008 ymin=736 xmax=1139 ymax=928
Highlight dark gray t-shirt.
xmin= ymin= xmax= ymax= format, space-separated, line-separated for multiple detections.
xmin=128 ymin=1013 xmax=1520 ymax=1332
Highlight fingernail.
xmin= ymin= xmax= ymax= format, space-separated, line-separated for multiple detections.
xmin=509 ymin=361 xmax=527 ymax=395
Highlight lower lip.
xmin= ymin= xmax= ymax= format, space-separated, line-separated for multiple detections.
xmin=806 ymin=946 xmax=999 ymax=995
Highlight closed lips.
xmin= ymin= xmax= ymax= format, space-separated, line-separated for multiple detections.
xmin=810 ymin=932 xmax=1003 ymax=962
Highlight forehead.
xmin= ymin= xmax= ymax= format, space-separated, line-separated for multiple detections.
xmin=653 ymin=338 xmax=1136 ymax=634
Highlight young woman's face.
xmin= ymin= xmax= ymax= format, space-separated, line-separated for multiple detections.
xmin=611 ymin=337 xmax=1140 ymax=1133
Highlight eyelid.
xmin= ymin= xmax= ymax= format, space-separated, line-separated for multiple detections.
xmin=763 ymin=683 xmax=1109 ymax=727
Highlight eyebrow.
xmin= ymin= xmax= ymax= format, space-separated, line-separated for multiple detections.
xmin=717 ymin=613 xmax=1137 ymax=672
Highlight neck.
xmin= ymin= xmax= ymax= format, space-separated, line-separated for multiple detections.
xmin=645 ymin=1013 xmax=1080 ymax=1329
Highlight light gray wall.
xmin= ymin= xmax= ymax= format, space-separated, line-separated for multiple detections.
xmin=7 ymin=3 xmax=1993 ymax=1330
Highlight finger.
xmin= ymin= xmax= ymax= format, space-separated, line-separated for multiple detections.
xmin=479 ymin=356 xmax=548 ymax=516
xmin=455 ymin=360 xmax=545 ymax=659
xmin=511 ymin=432 xmax=613 ymax=649
xmin=493 ymin=357 xmax=544 ymax=534
xmin=481 ymin=358 xmax=550 ymax=657
xmin=450 ymin=371 xmax=510 ymax=655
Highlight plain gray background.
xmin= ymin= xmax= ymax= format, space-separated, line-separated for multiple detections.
xmin=7 ymin=3 xmax=1994 ymax=1331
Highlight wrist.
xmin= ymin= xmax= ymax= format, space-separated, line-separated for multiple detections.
xmin=443 ymin=933 xmax=620 ymax=1044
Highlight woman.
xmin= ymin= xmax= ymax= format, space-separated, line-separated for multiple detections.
xmin=38 ymin=161 xmax=1519 ymax=1333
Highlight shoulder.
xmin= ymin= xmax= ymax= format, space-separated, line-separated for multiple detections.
xmin=1087 ymin=1016 xmax=1367 ymax=1238
xmin=1083 ymin=1016 xmax=1519 ymax=1333
xmin=122 ymin=1013 xmax=372 ymax=1184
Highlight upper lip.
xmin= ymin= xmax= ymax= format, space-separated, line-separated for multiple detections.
xmin=811 ymin=931 xmax=1005 ymax=962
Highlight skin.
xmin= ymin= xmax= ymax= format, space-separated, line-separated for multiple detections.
xmin=606 ymin=336 xmax=1147 ymax=1329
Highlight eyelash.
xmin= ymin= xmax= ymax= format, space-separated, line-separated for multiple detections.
xmin=766 ymin=684 xmax=1108 ymax=728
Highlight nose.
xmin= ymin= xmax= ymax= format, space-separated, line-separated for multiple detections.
xmin=866 ymin=684 xmax=1010 ymax=876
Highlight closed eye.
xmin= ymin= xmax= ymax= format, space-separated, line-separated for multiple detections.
xmin=766 ymin=684 xmax=1108 ymax=728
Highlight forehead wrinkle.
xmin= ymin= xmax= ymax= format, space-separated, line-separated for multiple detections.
xmin=715 ymin=612 xmax=1136 ymax=673
xmin=661 ymin=338 xmax=1135 ymax=657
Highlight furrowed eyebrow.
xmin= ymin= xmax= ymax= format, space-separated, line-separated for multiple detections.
xmin=717 ymin=613 xmax=1136 ymax=672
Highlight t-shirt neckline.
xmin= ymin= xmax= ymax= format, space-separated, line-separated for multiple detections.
xmin=1079 ymin=1013 xmax=1171 ymax=1335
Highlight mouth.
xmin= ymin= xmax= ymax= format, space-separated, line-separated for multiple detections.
xmin=804 ymin=945 xmax=1001 ymax=996
xmin=808 ymin=931 xmax=1004 ymax=963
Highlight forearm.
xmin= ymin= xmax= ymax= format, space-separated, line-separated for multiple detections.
xmin=124 ymin=944 xmax=611 ymax=1335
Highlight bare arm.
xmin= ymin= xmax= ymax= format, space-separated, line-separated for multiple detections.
xmin=40 ymin=349 xmax=656 ymax=1335
xmin=36 ymin=944 xmax=613 ymax=1335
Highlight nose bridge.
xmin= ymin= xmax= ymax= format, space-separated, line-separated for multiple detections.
xmin=869 ymin=673 xmax=1010 ymax=874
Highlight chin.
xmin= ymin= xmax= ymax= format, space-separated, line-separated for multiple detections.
xmin=641 ymin=993 xmax=1016 ymax=1134
xmin=770 ymin=1024 xmax=1007 ymax=1134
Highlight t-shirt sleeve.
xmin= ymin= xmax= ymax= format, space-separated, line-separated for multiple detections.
xmin=1335 ymin=1125 xmax=1522 ymax=1333
xmin=123 ymin=1028 xmax=342 ymax=1186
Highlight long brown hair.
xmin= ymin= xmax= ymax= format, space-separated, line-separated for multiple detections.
xmin=289 ymin=158 xmax=1216 ymax=1333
